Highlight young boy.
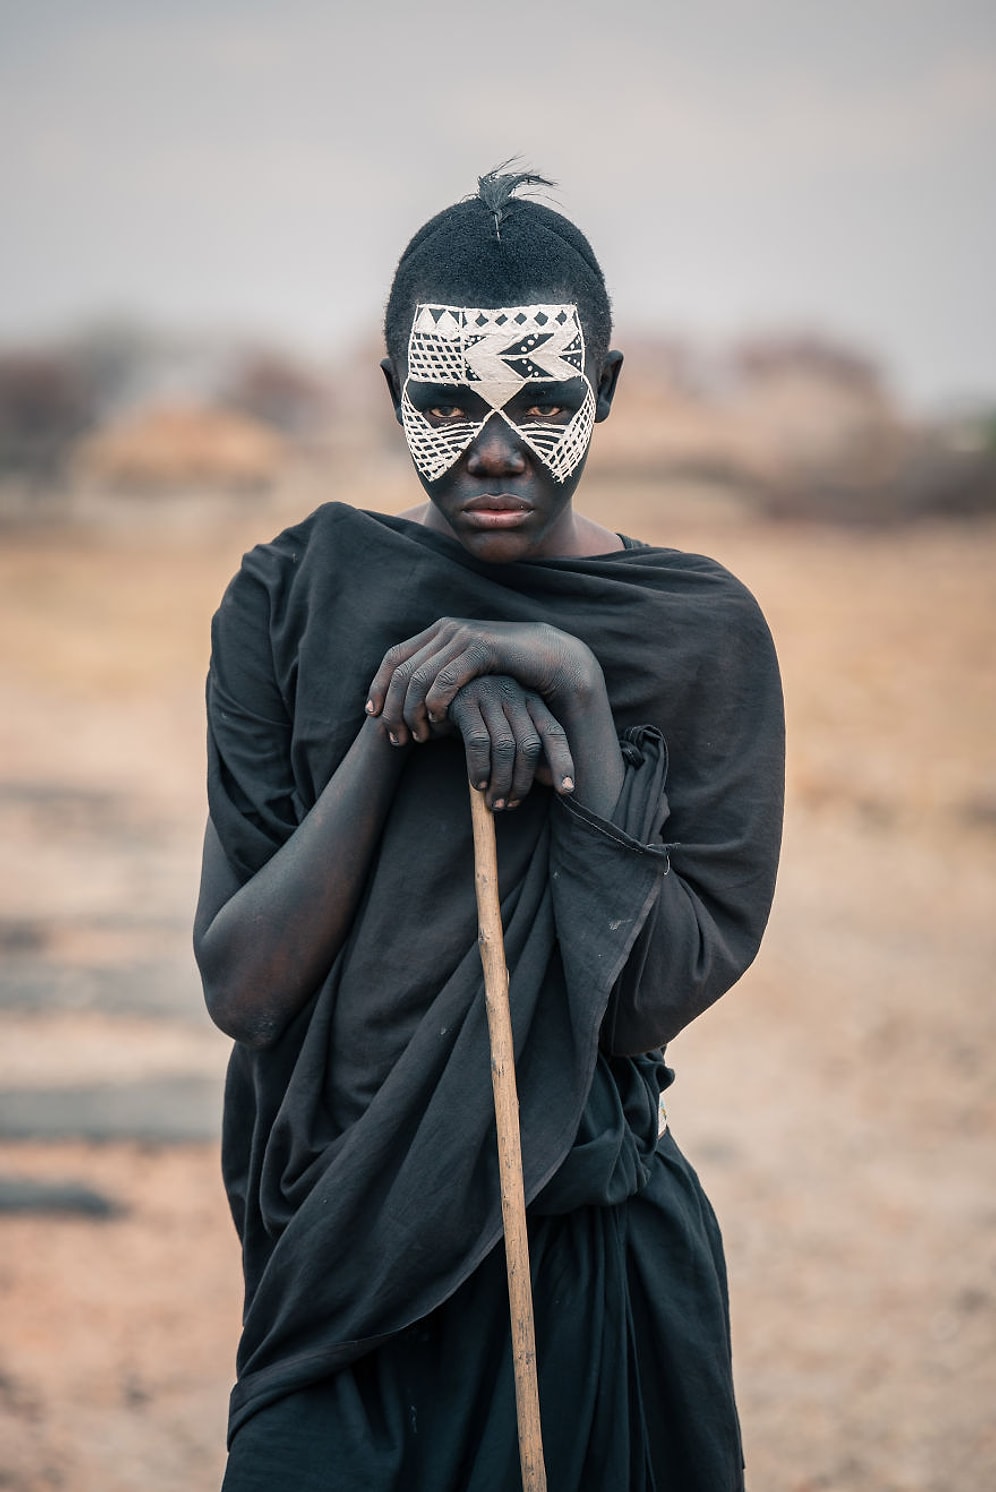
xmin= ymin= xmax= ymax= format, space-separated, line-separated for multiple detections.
xmin=196 ymin=169 xmax=784 ymax=1491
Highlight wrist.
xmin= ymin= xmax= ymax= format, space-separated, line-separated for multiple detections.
xmin=550 ymin=649 xmax=606 ymax=715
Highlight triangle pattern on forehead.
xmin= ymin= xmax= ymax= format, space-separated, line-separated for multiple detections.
xmin=460 ymin=375 xmax=524 ymax=410
xmin=414 ymin=305 xmax=461 ymax=339
xmin=407 ymin=302 xmax=586 ymax=401
xmin=462 ymin=325 xmax=583 ymax=410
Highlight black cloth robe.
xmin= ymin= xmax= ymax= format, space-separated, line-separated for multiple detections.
xmin=206 ymin=502 xmax=784 ymax=1491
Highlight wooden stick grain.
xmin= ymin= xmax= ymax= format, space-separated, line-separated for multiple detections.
xmin=469 ymin=785 xmax=547 ymax=1492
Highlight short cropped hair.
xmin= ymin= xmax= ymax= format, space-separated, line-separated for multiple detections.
xmin=384 ymin=168 xmax=613 ymax=367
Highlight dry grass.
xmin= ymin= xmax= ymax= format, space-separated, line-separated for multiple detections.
xmin=0 ymin=483 xmax=993 ymax=1491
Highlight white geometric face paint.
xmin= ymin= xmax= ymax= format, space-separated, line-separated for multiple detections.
xmin=400 ymin=302 xmax=597 ymax=484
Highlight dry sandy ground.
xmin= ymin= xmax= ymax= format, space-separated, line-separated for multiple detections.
xmin=0 ymin=480 xmax=993 ymax=1491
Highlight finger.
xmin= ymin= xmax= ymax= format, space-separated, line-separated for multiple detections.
xmin=448 ymin=693 xmax=492 ymax=793
xmin=365 ymin=621 xmax=452 ymax=719
xmin=525 ymin=694 xmax=575 ymax=794
xmin=474 ymin=688 xmax=518 ymax=809
xmin=499 ymin=687 xmax=544 ymax=808
xmin=422 ymin=638 xmax=496 ymax=722
xmin=374 ymin=640 xmax=438 ymax=745
xmin=377 ymin=635 xmax=465 ymax=746
xmin=398 ymin=636 xmax=476 ymax=743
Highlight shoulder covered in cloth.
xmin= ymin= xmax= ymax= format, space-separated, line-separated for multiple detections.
xmin=205 ymin=503 xmax=784 ymax=1436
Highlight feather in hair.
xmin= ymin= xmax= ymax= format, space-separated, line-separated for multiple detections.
xmin=476 ymin=161 xmax=556 ymax=241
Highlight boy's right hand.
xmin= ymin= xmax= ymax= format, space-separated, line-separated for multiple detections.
xmin=445 ymin=674 xmax=575 ymax=811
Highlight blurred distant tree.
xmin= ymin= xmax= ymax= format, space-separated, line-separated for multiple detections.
xmin=220 ymin=349 xmax=332 ymax=437
xmin=0 ymin=351 xmax=97 ymax=483
xmin=981 ymin=409 xmax=996 ymax=454
xmin=732 ymin=333 xmax=885 ymax=394
xmin=67 ymin=322 xmax=158 ymax=413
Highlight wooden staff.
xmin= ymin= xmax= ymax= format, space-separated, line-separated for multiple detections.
xmin=469 ymin=785 xmax=547 ymax=1492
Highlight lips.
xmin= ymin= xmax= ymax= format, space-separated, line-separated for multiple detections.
xmin=459 ymin=494 xmax=534 ymax=530
xmin=462 ymin=495 xmax=532 ymax=513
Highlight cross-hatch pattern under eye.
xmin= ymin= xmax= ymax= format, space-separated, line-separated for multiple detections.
xmin=401 ymin=303 xmax=597 ymax=483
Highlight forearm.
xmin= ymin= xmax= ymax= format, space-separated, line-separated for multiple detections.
xmin=195 ymin=718 xmax=407 ymax=1046
xmin=601 ymin=867 xmax=766 ymax=1054
xmin=554 ymin=661 xmax=626 ymax=820
xmin=543 ymin=720 xmax=780 ymax=1057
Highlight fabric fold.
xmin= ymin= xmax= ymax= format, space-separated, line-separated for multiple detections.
xmin=205 ymin=502 xmax=784 ymax=1441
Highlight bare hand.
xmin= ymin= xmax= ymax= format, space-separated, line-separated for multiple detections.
xmin=365 ymin=618 xmax=597 ymax=747
xmin=446 ymin=675 xmax=575 ymax=809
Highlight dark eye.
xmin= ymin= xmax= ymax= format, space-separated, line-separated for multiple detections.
xmin=523 ymin=402 xmax=566 ymax=420
xmin=428 ymin=404 xmax=468 ymax=421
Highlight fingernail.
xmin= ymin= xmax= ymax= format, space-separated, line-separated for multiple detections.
xmin=476 ymin=780 xmax=488 ymax=791
xmin=493 ymin=799 xmax=505 ymax=811
xmin=365 ymin=699 xmax=376 ymax=715
xmin=427 ymin=712 xmax=439 ymax=724
xmin=507 ymin=800 xmax=520 ymax=811
xmin=389 ymin=732 xmax=399 ymax=746
xmin=561 ymin=777 xmax=574 ymax=792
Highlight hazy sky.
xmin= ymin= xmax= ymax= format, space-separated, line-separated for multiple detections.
xmin=2 ymin=0 xmax=994 ymax=408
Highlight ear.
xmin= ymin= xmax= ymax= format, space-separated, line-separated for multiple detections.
xmin=594 ymin=350 xmax=623 ymax=423
xmin=380 ymin=357 xmax=404 ymax=425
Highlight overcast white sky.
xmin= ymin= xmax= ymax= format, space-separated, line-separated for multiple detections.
xmin=1 ymin=0 xmax=994 ymax=408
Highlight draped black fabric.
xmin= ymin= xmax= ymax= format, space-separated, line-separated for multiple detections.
xmin=206 ymin=503 xmax=784 ymax=1486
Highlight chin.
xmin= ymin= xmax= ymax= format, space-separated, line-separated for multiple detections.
xmin=454 ymin=528 xmax=538 ymax=565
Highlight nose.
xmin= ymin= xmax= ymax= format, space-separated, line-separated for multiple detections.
xmin=464 ymin=413 xmax=527 ymax=477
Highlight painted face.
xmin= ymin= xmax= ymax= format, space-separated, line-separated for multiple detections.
xmin=400 ymin=302 xmax=597 ymax=484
